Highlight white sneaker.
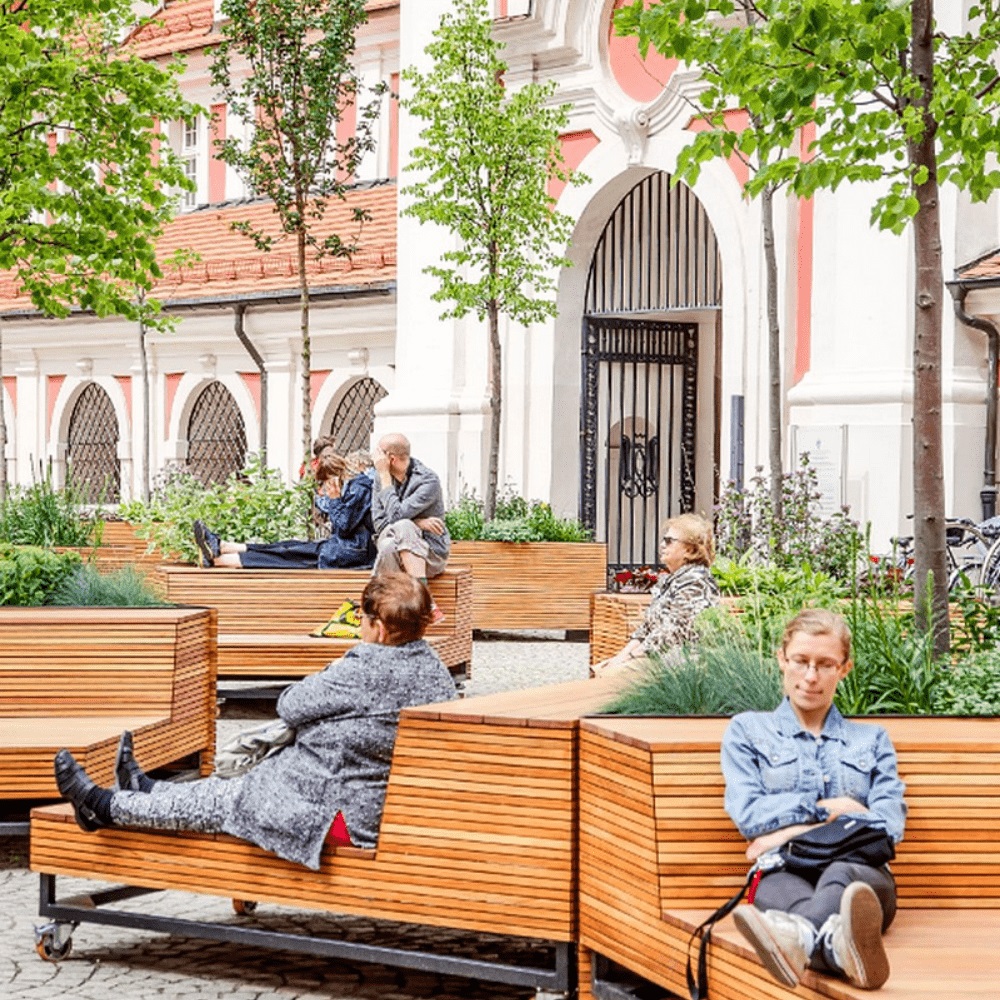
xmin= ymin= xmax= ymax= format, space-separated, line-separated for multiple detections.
xmin=825 ymin=882 xmax=890 ymax=989
xmin=733 ymin=906 xmax=815 ymax=988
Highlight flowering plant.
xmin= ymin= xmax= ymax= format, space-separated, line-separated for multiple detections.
xmin=612 ymin=567 xmax=661 ymax=593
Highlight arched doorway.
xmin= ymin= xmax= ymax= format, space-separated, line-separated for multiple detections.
xmin=581 ymin=171 xmax=722 ymax=576
xmin=186 ymin=381 xmax=247 ymax=485
xmin=328 ymin=377 xmax=388 ymax=453
xmin=66 ymin=382 xmax=121 ymax=503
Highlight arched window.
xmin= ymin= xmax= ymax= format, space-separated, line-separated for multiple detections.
xmin=66 ymin=383 xmax=120 ymax=503
xmin=186 ymin=381 xmax=247 ymax=485
xmin=329 ymin=377 xmax=387 ymax=453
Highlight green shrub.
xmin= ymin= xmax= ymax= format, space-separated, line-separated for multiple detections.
xmin=715 ymin=454 xmax=865 ymax=583
xmin=50 ymin=564 xmax=170 ymax=607
xmin=444 ymin=487 xmax=591 ymax=543
xmin=0 ymin=472 xmax=101 ymax=547
xmin=932 ymin=651 xmax=1000 ymax=716
xmin=0 ymin=546 xmax=83 ymax=606
xmin=119 ymin=454 xmax=315 ymax=564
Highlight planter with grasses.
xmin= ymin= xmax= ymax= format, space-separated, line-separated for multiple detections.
xmin=445 ymin=491 xmax=604 ymax=631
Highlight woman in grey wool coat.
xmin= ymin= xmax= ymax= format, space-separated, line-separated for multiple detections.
xmin=54 ymin=573 xmax=457 ymax=871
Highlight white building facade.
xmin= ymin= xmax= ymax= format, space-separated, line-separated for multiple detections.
xmin=2 ymin=0 xmax=999 ymax=571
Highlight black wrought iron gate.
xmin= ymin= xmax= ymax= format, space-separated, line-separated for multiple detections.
xmin=581 ymin=318 xmax=698 ymax=576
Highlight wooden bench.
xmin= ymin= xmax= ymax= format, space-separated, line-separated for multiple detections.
xmin=161 ymin=565 xmax=473 ymax=679
xmin=0 ymin=607 xmax=217 ymax=809
xmin=30 ymin=675 xmax=619 ymax=989
xmin=577 ymin=715 xmax=1000 ymax=1000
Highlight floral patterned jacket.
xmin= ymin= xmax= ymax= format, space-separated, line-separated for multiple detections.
xmin=629 ymin=562 xmax=720 ymax=656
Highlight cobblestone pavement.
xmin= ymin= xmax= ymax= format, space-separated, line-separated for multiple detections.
xmin=2 ymin=636 xmax=590 ymax=1000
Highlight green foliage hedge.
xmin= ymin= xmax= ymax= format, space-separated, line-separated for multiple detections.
xmin=0 ymin=474 xmax=101 ymax=548
xmin=445 ymin=489 xmax=591 ymax=543
xmin=0 ymin=546 xmax=82 ymax=606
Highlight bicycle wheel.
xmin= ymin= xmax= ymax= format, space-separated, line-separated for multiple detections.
xmin=980 ymin=536 xmax=1000 ymax=590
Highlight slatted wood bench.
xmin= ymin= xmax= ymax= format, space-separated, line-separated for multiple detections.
xmin=577 ymin=715 xmax=1000 ymax=1000
xmin=0 ymin=607 xmax=217 ymax=827
xmin=161 ymin=565 xmax=473 ymax=679
xmin=590 ymin=592 xmax=744 ymax=664
xmin=29 ymin=675 xmax=619 ymax=990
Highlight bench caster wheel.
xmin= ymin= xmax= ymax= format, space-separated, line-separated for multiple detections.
xmin=232 ymin=899 xmax=257 ymax=915
xmin=34 ymin=923 xmax=74 ymax=962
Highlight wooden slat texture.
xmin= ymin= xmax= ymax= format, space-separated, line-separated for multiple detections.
xmin=450 ymin=541 xmax=607 ymax=631
xmin=163 ymin=565 xmax=473 ymax=677
xmin=0 ymin=607 xmax=217 ymax=798
xmin=579 ymin=714 xmax=1000 ymax=998
xmin=31 ymin=677 xmax=618 ymax=941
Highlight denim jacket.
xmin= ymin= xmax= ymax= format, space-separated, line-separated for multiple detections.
xmin=721 ymin=698 xmax=906 ymax=844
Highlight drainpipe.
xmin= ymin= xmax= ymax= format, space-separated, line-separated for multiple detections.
xmin=949 ymin=283 xmax=999 ymax=519
xmin=233 ymin=304 xmax=268 ymax=467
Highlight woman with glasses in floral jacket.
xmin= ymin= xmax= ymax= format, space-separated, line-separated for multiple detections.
xmin=591 ymin=513 xmax=719 ymax=678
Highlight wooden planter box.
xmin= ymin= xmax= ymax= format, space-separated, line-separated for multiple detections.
xmin=451 ymin=540 xmax=607 ymax=631
xmin=0 ymin=606 xmax=217 ymax=800
xmin=577 ymin=714 xmax=1000 ymax=1000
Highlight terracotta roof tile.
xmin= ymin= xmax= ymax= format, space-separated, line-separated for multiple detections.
xmin=960 ymin=252 xmax=1000 ymax=281
xmin=128 ymin=0 xmax=216 ymax=60
xmin=0 ymin=184 xmax=396 ymax=313
xmin=128 ymin=0 xmax=398 ymax=61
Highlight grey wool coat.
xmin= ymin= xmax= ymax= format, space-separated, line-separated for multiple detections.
xmin=225 ymin=639 xmax=456 ymax=870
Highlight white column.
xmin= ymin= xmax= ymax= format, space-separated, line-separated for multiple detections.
xmin=376 ymin=0 xmax=489 ymax=497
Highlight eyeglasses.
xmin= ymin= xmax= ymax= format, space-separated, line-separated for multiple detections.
xmin=661 ymin=535 xmax=682 ymax=546
xmin=784 ymin=657 xmax=845 ymax=676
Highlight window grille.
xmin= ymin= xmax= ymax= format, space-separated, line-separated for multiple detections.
xmin=329 ymin=377 xmax=387 ymax=454
xmin=186 ymin=381 xmax=247 ymax=486
xmin=66 ymin=382 xmax=120 ymax=503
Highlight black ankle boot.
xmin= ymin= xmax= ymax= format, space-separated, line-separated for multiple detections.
xmin=54 ymin=749 xmax=114 ymax=831
xmin=114 ymin=731 xmax=156 ymax=793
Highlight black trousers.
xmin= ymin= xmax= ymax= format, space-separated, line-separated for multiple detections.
xmin=238 ymin=539 xmax=323 ymax=569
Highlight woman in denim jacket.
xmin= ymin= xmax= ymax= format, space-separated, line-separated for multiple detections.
xmin=721 ymin=609 xmax=906 ymax=991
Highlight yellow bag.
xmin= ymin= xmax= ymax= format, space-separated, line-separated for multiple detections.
xmin=310 ymin=599 xmax=362 ymax=638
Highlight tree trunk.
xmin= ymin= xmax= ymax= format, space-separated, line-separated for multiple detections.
xmin=761 ymin=183 xmax=783 ymax=524
xmin=909 ymin=0 xmax=949 ymax=654
xmin=0 ymin=318 xmax=7 ymax=502
xmin=138 ymin=315 xmax=151 ymax=502
xmin=297 ymin=225 xmax=312 ymax=467
xmin=485 ymin=298 xmax=502 ymax=521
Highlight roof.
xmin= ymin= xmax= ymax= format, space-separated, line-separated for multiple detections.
xmin=127 ymin=0 xmax=400 ymax=61
xmin=0 ymin=183 xmax=397 ymax=314
xmin=957 ymin=250 xmax=1000 ymax=283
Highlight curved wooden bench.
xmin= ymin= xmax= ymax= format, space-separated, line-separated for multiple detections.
xmin=577 ymin=715 xmax=1000 ymax=1000
xmin=0 ymin=607 xmax=217 ymax=803
xmin=30 ymin=676 xmax=619 ymax=990
xmin=162 ymin=565 xmax=473 ymax=678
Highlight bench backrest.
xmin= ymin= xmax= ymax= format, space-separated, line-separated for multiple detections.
xmin=162 ymin=566 xmax=469 ymax=637
xmin=0 ymin=607 xmax=215 ymax=718
xmin=580 ymin=715 xmax=1000 ymax=911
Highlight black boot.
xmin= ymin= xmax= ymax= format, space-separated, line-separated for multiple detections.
xmin=113 ymin=731 xmax=156 ymax=793
xmin=54 ymin=749 xmax=114 ymax=832
xmin=193 ymin=520 xmax=221 ymax=568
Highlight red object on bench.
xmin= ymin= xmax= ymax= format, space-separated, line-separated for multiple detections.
xmin=326 ymin=810 xmax=352 ymax=847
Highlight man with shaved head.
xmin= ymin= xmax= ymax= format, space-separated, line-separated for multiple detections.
xmin=370 ymin=433 xmax=450 ymax=621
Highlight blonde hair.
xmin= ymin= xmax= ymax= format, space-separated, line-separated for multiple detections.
xmin=664 ymin=513 xmax=715 ymax=567
xmin=781 ymin=608 xmax=852 ymax=661
xmin=344 ymin=449 xmax=371 ymax=477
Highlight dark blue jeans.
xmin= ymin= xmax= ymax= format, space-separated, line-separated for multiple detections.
xmin=238 ymin=539 xmax=324 ymax=569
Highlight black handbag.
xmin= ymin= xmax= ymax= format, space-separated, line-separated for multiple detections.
xmin=778 ymin=815 xmax=895 ymax=874
xmin=685 ymin=816 xmax=894 ymax=1000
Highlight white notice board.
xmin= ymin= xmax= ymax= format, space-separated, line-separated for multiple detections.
xmin=789 ymin=425 xmax=847 ymax=517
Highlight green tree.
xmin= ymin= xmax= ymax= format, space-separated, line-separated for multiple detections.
xmin=0 ymin=0 xmax=195 ymax=499
xmin=621 ymin=0 xmax=1000 ymax=652
xmin=401 ymin=0 xmax=583 ymax=520
xmin=211 ymin=0 xmax=384 ymax=465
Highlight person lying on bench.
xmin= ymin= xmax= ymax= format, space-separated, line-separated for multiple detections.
xmin=193 ymin=449 xmax=376 ymax=570
xmin=590 ymin=513 xmax=719 ymax=677
xmin=723 ymin=608 xmax=906 ymax=991
xmin=53 ymin=573 xmax=456 ymax=871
